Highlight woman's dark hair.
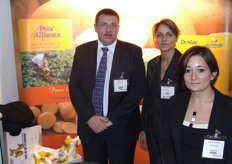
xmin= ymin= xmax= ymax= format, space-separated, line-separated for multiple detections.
xmin=177 ymin=46 xmax=219 ymax=91
xmin=95 ymin=8 xmax=120 ymax=24
xmin=152 ymin=18 xmax=180 ymax=41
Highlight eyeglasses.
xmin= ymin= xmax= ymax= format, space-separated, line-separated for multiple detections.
xmin=98 ymin=22 xmax=119 ymax=29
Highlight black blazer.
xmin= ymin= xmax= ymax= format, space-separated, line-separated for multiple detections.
xmin=141 ymin=49 xmax=182 ymax=137
xmin=69 ymin=40 xmax=145 ymax=145
xmin=170 ymin=87 xmax=232 ymax=164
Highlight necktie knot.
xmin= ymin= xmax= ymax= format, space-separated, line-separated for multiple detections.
xmin=102 ymin=47 xmax=108 ymax=54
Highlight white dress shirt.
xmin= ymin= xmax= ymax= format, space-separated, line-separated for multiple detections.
xmin=96 ymin=40 xmax=117 ymax=116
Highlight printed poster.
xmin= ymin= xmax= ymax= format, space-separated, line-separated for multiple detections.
xmin=10 ymin=0 xmax=232 ymax=137
xmin=17 ymin=19 xmax=77 ymax=136
xmin=18 ymin=19 xmax=73 ymax=106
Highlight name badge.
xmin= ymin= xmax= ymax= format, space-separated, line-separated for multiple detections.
xmin=161 ymin=86 xmax=175 ymax=99
xmin=202 ymin=129 xmax=226 ymax=159
xmin=202 ymin=139 xmax=225 ymax=159
xmin=114 ymin=79 xmax=127 ymax=92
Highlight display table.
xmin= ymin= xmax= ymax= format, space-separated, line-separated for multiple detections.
xmin=42 ymin=134 xmax=149 ymax=164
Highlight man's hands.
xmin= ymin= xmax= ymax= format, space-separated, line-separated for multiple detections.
xmin=140 ymin=131 xmax=148 ymax=150
xmin=44 ymin=67 xmax=50 ymax=72
xmin=43 ymin=64 xmax=50 ymax=72
xmin=38 ymin=65 xmax=50 ymax=72
xmin=87 ymin=115 xmax=113 ymax=133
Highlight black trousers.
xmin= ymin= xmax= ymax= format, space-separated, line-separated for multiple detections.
xmin=82 ymin=133 xmax=137 ymax=164
xmin=146 ymin=133 xmax=163 ymax=164
xmin=146 ymin=132 xmax=175 ymax=164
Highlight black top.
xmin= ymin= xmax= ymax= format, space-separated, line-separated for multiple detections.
xmin=142 ymin=48 xmax=182 ymax=137
xmin=170 ymin=87 xmax=232 ymax=164
xmin=141 ymin=49 xmax=182 ymax=164
xmin=181 ymin=125 xmax=207 ymax=164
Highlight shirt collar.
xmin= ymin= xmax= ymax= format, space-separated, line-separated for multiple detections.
xmin=97 ymin=40 xmax=117 ymax=53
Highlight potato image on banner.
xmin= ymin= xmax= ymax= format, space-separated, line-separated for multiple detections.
xmin=29 ymin=106 xmax=41 ymax=124
xmin=73 ymin=17 xmax=150 ymax=48
xmin=37 ymin=112 xmax=56 ymax=129
xmin=58 ymin=102 xmax=77 ymax=121
xmin=41 ymin=103 xmax=58 ymax=114
xmin=11 ymin=0 xmax=41 ymax=19
xmin=30 ymin=0 xmax=95 ymax=40
xmin=139 ymin=0 xmax=196 ymax=48
xmin=182 ymin=0 xmax=232 ymax=34
xmin=53 ymin=121 xmax=65 ymax=133
xmin=73 ymin=26 xmax=97 ymax=49
xmin=62 ymin=122 xmax=77 ymax=134
xmin=118 ymin=17 xmax=150 ymax=48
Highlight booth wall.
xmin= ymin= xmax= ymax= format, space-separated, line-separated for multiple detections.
xmin=0 ymin=0 xmax=19 ymax=104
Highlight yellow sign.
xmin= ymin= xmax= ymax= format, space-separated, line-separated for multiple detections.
xmin=176 ymin=34 xmax=232 ymax=95
xmin=18 ymin=19 xmax=73 ymax=51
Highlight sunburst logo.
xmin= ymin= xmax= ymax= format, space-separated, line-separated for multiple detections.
xmin=211 ymin=37 xmax=218 ymax=44
xmin=206 ymin=37 xmax=223 ymax=48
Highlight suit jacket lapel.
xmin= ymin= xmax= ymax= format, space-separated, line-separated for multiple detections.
xmin=109 ymin=41 xmax=125 ymax=90
xmin=207 ymin=88 xmax=227 ymax=135
xmin=174 ymin=92 xmax=191 ymax=134
xmin=88 ymin=41 xmax=98 ymax=91
xmin=149 ymin=56 xmax=161 ymax=97
xmin=163 ymin=49 xmax=181 ymax=82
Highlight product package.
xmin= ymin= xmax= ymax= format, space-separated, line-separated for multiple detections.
xmin=4 ymin=125 xmax=42 ymax=164
xmin=33 ymin=135 xmax=81 ymax=164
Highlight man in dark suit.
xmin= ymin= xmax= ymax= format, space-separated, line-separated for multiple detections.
xmin=69 ymin=8 xmax=145 ymax=164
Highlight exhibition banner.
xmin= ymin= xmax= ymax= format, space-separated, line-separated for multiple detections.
xmin=18 ymin=19 xmax=73 ymax=106
xmin=10 ymin=0 xmax=231 ymax=136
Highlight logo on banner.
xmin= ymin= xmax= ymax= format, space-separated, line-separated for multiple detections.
xmin=206 ymin=37 xmax=223 ymax=48
xmin=180 ymin=39 xmax=197 ymax=45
